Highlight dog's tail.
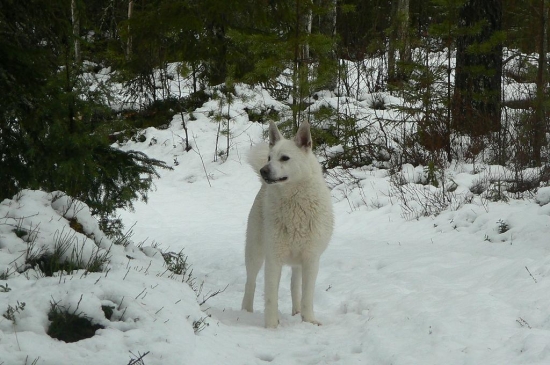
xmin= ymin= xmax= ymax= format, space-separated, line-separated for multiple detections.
xmin=247 ymin=142 xmax=269 ymax=179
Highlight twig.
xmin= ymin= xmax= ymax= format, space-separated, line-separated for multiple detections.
xmin=135 ymin=288 xmax=146 ymax=299
xmin=192 ymin=134 xmax=212 ymax=187
xmin=199 ymin=284 xmax=228 ymax=306
xmin=525 ymin=266 xmax=537 ymax=283
xmin=516 ymin=317 xmax=532 ymax=329
xmin=14 ymin=323 xmax=21 ymax=351
xmin=127 ymin=351 xmax=150 ymax=365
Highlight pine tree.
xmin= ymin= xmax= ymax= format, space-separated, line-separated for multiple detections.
xmin=452 ymin=0 xmax=504 ymax=137
xmin=336 ymin=0 xmax=391 ymax=61
xmin=388 ymin=0 xmax=412 ymax=89
xmin=0 ymin=0 xmax=169 ymax=235
xmin=228 ymin=0 xmax=338 ymax=129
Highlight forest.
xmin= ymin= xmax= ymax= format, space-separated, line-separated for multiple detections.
xmin=1 ymin=0 xmax=549 ymax=235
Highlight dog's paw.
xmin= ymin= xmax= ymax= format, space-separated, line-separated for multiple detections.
xmin=265 ymin=314 xmax=280 ymax=328
xmin=305 ymin=319 xmax=322 ymax=326
xmin=302 ymin=316 xmax=322 ymax=326
xmin=292 ymin=309 xmax=300 ymax=316
xmin=265 ymin=319 xmax=280 ymax=328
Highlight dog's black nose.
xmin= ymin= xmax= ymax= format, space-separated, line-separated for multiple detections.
xmin=260 ymin=166 xmax=269 ymax=180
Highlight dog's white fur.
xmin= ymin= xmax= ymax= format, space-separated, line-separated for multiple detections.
xmin=242 ymin=121 xmax=333 ymax=328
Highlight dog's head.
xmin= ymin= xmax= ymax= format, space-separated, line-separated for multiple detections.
xmin=259 ymin=121 xmax=313 ymax=185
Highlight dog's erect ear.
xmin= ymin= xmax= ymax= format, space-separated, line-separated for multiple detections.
xmin=294 ymin=121 xmax=312 ymax=149
xmin=268 ymin=121 xmax=282 ymax=147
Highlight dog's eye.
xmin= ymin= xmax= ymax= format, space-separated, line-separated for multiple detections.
xmin=280 ymin=155 xmax=290 ymax=162
xmin=268 ymin=156 xmax=271 ymax=162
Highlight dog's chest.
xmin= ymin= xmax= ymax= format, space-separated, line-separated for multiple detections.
xmin=274 ymin=199 xmax=311 ymax=238
xmin=264 ymin=188 xmax=328 ymax=259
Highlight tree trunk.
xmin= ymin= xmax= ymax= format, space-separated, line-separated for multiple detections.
xmin=208 ymin=22 xmax=227 ymax=85
xmin=325 ymin=0 xmax=337 ymax=36
xmin=304 ymin=4 xmax=312 ymax=62
xmin=292 ymin=0 xmax=313 ymax=129
xmin=397 ymin=0 xmax=411 ymax=68
xmin=388 ymin=0 xmax=410 ymax=89
xmin=533 ymin=0 xmax=548 ymax=166
xmin=317 ymin=0 xmax=338 ymax=90
xmin=71 ymin=0 xmax=80 ymax=63
xmin=126 ymin=0 xmax=133 ymax=60
xmin=387 ymin=0 xmax=398 ymax=88
xmin=453 ymin=0 xmax=503 ymax=136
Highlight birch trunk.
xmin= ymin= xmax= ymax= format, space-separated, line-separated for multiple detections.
xmin=303 ymin=3 xmax=312 ymax=61
xmin=126 ymin=0 xmax=134 ymax=60
xmin=71 ymin=0 xmax=80 ymax=63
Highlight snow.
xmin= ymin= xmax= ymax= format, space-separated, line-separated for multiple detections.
xmin=0 ymin=190 xmax=202 ymax=365
xmin=2 ymin=84 xmax=550 ymax=364
xmin=537 ymin=187 xmax=550 ymax=206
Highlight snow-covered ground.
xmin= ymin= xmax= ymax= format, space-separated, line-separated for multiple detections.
xmin=2 ymin=84 xmax=550 ymax=364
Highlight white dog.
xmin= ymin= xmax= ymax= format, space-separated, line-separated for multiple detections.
xmin=242 ymin=121 xmax=333 ymax=328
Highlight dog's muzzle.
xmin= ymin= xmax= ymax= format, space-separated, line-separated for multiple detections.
xmin=260 ymin=166 xmax=288 ymax=184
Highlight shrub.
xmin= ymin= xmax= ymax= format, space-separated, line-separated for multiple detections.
xmin=3 ymin=301 xmax=26 ymax=323
xmin=47 ymin=300 xmax=104 ymax=343
xmin=25 ymin=228 xmax=111 ymax=277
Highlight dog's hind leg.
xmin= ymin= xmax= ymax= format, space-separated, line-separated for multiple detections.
xmin=301 ymin=256 xmax=321 ymax=325
xmin=291 ymin=266 xmax=302 ymax=315
xmin=242 ymin=239 xmax=264 ymax=312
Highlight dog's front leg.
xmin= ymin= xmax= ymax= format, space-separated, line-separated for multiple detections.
xmin=264 ymin=258 xmax=282 ymax=328
xmin=301 ymin=256 xmax=321 ymax=325
xmin=291 ymin=266 xmax=302 ymax=315
xmin=242 ymin=236 xmax=265 ymax=312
